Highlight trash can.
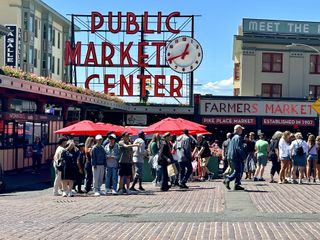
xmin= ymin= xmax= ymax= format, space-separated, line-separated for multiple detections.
xmin=207 ymin=156 xmax=219 ymax=178
xmin=143 ymin=157 xmax=154 ymax=182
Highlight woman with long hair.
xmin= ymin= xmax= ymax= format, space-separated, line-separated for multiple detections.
xmin=306 ymin=134 xmax=318 ymax=182
xmin=278 ymin=131 xmax=291 ymax=184
xmin=60 ymin=140 xmax=78 ymax=197
xmin=84 ymin=137 xmax=95 ymax=194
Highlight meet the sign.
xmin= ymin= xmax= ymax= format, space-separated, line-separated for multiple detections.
xmin=200 ymin=99 xmax=317 ymax=117
xmin=243 ymin=18 xmax=320 ymax=35
xmin=4 ymin=25 xmax=17 ymax=67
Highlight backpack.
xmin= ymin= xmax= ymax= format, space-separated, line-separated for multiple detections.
xmin=296 ymin=142 xmax=304 ymax=156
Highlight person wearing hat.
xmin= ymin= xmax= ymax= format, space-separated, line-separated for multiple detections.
xmin=130 ymin=132 xmax=147 ymax=192
xmin=104 ymin=134 xmax=120 ymax=194
xmin=73 ymin=143 xmax=86 ymax=193
xmin=91 ymin=134 xmax=107 ymax=196
xmin=118 ymin=132 xmax=140 ymax=194
xmin=224 ymin=124 xmax=246 ymax=191
xmin=253 ymin=133 xmax=269 ymax=181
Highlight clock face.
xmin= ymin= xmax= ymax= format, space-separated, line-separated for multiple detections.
xmin=166 ymin=36 xmax=203 ymax=73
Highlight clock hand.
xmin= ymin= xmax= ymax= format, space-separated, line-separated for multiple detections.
xmin=167 ymin=53 xmax=185 ymax=62
xmin=181 ymin=43 xmax=190 ymax=59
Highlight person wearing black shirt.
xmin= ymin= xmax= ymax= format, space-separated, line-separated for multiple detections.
xmin=193 ymin=134 xmax=213 ymax=181
xmin=158 ymin=132 xmax=174 ymax=191
xmin=244 ymin=132 xmax=256 ymax=180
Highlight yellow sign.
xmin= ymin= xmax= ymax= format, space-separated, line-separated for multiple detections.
xmin=312 ymin=99 xmax=320 ymax=114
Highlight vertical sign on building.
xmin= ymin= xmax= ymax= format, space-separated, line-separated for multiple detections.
xmin=4 ymin=25 xmax=17 ymax=67
xmin=17 ymin=27 xmax=22 ymax=68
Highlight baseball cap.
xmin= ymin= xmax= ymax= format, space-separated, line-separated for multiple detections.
xmin=234 ymin=124 xmax=245 ymax=131
xmin=197 ymin=134 xmax=204 ymax=138
xmin=163 ymin=132 xmax=171 ymax=138
xmin=95 ymin=134 xmax=103 ymax=140
xmin=108 ymin=134 xmax=117 ymax=139
xmin=77 ymin=143 xmax=85 ymax=147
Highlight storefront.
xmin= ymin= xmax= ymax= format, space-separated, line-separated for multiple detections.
xmin=200 ymin=96 xmax=318 ymax=142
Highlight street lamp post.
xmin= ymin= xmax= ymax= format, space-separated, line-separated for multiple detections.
xmin=286 ymin=43 xmax=320 ymax=135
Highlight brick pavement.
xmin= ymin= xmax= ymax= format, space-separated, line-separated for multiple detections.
xmin=1 ymin=177 xmax=320 ymax=239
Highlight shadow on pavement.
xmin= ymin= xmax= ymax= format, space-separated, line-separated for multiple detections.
xmin=244 ymin=189 xmax=269 ymax=193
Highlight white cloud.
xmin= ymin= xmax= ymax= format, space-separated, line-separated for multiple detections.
xmin=194 ymin=77 xmax=233 ymax=95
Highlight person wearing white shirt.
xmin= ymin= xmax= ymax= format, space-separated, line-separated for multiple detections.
xmin=278 ymin=131 xmax=291 ymax=184
xmin=290 ymin=132 xmax=308 ymax=184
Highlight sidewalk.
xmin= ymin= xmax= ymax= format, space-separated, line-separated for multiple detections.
xmin=4 ymin=166 xmax=52 ymax=192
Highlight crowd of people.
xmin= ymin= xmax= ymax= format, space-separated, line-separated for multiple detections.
xmin=222 ymin=124 xmax=320 ymax=190
xmin=51 ymin=123 xmax=320 ymax=196
xmin=52 ymin=129 xmax=214 ymax=197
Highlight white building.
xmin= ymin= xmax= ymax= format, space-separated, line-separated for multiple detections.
xmin=233 ymin=18 xmax=320 ymax=99
xmin=0 ymin=0 xmax=72 ymax=82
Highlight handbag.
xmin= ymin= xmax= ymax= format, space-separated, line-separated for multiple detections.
xmin=56 ymin=158 xmax=65 ymax=171
xmin=167 ymin=163 xmax=178 ymax=177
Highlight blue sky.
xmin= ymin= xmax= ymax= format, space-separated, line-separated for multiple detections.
xmin=44 ymin=0 xmax=320 ymax=96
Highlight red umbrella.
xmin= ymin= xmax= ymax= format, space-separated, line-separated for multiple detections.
xmin=143 ymin=117 xmax=206 ymax=135
xmin=55 ymin=120 xmax=108 ymax=136
xmin=177 ymin=118 xmax=206 ymax=129
xmin=96 ymin=123 xmax=140 ymax=136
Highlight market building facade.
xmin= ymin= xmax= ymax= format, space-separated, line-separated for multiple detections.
xmin=233 ymin=18 xmax=320 ymax=99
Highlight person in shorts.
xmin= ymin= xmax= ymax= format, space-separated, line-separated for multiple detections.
xmin=253 ymin=133 xmax=269 ymax=181
xmin=290 ymin=132 xmax=308 ymax=184
xmin=118 ymin=132 xmax=140 ymax=194
xmin=193 ymin=134 xmax=213 ymax=181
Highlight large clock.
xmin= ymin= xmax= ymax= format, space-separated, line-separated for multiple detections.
xmin=166 ymin=36 xmax=203 ymax=73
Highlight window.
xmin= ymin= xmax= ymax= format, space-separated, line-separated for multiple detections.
xmin=309 ymin=85 xmax=320 ymax=99
xmin=35 ymin=18 xmax=38 ymax=38
xmin=29 ymin=14 xmax=35 ymax=33
xmin=10 ymin=99 xmax=37 ymax=113
xmin=48 ymin=54 xmax=51 ymax=71
xmin=57 ymin=58 xmax=60 ymax=75
xmin=52 ymin=56 xmax=55 ymax=74
xmin=262 ymin=53 xmax=282 ymax=72
xmin=28 ymin=47 xmax=34 ymax=65
xmin=310 ymin=55 xmax=320 ymax=74
xmin=43 ymin=24 xmax=47 ymax=39
xmin=48 ymin=25 xmax=52 ymax=42
xmin=34 ymin=49 xmax=37 ymax=68
xmin=57 ymin=32 xmax=60 ymax=49
xmin=23 ymin=12 xmax=28 ymax=30
xmin=261 ymin=84 xmax=282 ymax=97
xmin=52 ymin=29 xmax=55 ymax=46
xmin=42 ymin=53 xmax=47 ymax=69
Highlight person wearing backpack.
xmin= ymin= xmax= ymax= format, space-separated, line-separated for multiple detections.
xmin=290 ymin=132 xmax=308 ymax=184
